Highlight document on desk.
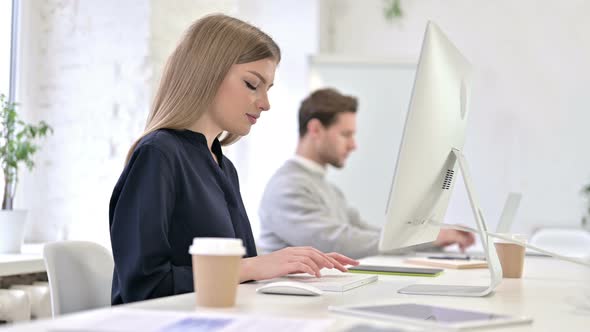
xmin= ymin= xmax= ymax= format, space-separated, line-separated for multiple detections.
xmin=405 ymin=257 xmax=487 ymax=269
xmin=50 ymin=308 xmax=331 ymax=332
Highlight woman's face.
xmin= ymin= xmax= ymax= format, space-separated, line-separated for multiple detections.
xmin=209 ymin=58 xmax=277 ymax=136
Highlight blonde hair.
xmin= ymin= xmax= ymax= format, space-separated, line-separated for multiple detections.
xmin=126 ymin=14 xmax=280 ymax=163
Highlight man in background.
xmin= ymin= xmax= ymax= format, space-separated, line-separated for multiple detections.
xmin=258 ymin=88 xmax=474 ymax=259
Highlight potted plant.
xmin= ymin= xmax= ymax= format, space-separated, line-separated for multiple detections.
xmin=0 ymin=94 xmax=52 ymax=253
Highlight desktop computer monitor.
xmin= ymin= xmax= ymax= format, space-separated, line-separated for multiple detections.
xmin=379 ymin=21 xmax=473 ymax=252
xmin=377 ymin=21 xmax=504 ymax=297
xmin=377 ymin=21 xmax=588 ymax=296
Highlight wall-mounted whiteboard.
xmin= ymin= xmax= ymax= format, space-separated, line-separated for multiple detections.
xmin=309 ymin=55 xmax=416 ymax=227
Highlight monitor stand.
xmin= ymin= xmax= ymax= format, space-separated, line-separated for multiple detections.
xmin=398 ymin=148 xmax=503 ymax=297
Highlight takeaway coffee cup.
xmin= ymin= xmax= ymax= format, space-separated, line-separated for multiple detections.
xmin=494 ymin=234 xmax=527 ymax=278
xmin=189 ymin=238 xmax=245 ymax=307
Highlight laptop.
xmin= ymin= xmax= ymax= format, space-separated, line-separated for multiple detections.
xmin=423 ymin=192 xmax=545 ymax=258
xmin=267 ymin=272 xmax=378 ymax=292
xmin=496 ymin=192 xmax=522 ymax=233
xmin=491 ymin=192 xmax=545 ymax=255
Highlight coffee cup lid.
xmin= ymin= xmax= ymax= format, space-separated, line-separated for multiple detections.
xmin=188 ymin=237 xmax=245 ymax=256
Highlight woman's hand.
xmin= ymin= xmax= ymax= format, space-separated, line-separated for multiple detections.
xmin=239 ymin=247 xmax=359 ymax=282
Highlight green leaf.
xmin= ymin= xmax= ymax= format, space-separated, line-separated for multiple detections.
xmin=383 ymin=0 xmax=403 ymax=21
xmin=0 ymin=92 xmax=53 ymax=205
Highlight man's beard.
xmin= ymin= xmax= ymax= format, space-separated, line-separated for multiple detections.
xmin=326 ymin=156 xmax=345 ymax=169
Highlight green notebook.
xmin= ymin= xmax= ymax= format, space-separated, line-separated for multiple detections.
xmin=348 ymin=264 xmax=443 ymax=277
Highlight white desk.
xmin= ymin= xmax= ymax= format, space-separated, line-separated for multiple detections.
xmin=2 ymin=256 xmax=589 ymax=331
xmin=0 ymin=245 xmax=45 ymax=277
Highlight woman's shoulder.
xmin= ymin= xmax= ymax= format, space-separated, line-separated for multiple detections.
xmin=128 ymin=129 xmax=186 ymax=166
xmin=136 ymin=129 xmax=181 ymax=152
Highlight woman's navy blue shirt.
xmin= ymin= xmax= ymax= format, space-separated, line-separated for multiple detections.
xmin=109 ymin=129 xmax=257 ymax=304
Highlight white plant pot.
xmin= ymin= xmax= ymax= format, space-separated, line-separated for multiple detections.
xmin=0 ymin=210 xmax=28 ymax=253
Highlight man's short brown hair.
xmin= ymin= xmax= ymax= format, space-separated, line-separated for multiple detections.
xmin=298 ymin=88 xmax=358 ymax=137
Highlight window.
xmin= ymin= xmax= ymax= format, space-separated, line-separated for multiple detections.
xmin=0 ymin=0 xmax=14 ymax=97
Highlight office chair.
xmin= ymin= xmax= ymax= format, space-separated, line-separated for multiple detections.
xmin=43 ymin=241 xmax=114 ymax=317
xmin=530 ymin=228 xmax=590 ymax=259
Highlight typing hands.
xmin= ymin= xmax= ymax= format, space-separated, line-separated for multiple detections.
xmin=240 ymin=247 xmax=359 ymax=282
xmin=434 ymin=229 xmax=476 ymax=252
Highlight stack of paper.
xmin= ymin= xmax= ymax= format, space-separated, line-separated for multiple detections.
xmin=405 ymin=257 xmax=488 ymax=269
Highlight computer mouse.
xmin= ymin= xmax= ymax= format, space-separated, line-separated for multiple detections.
xmin=256 ymin=281 xmax=324 ymax=296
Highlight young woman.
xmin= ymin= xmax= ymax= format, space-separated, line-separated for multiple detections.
xmin=109 ymin=14 xmax=358 ymax=304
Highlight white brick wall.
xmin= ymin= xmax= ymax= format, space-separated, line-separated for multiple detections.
xmin=17 ymin=0 xmax=236 ymax=247
xmin=13 ymin=0 xmax=320 ymax=248
xmin=18 ymin=0 xmax=153 ymax=246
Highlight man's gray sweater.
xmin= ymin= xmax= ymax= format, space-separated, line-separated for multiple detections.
xmin=258 ymin=159 xmax=381 ymax=259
